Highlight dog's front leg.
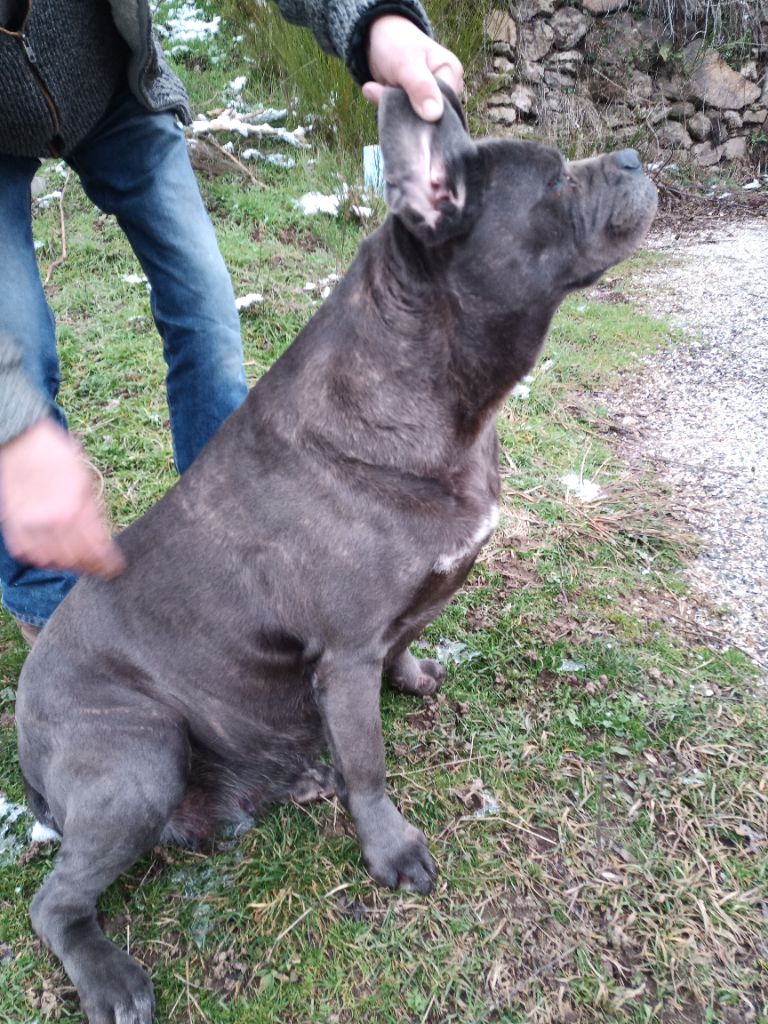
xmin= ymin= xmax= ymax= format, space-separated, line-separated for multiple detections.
xmin=314 ymin=655 xmax=436 ymax=894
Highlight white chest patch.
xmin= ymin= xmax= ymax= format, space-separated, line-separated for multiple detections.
xmin=433 ymin=504 xmax=499 ymax=575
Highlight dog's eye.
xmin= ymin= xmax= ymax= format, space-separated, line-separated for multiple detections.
xmin=548 ymin=172 xmax=565 ymax=189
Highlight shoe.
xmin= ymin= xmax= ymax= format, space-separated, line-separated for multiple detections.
xmin=13 ymin=618 xmax=41 ymax=647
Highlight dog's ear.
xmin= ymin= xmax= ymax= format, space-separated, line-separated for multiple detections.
xmin=378 ymin=82 xmax=476 ymax=245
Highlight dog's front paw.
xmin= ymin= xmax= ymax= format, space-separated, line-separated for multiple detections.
xmin=389 ymin=652 xmax=446 ymax=697
xmin=366 ymin=831 xmax=436 ymax=894
xmin=358 ymin=806 xmax=436 ymax=895
xmin=78 ymin=948 xmax=154 ymax=1024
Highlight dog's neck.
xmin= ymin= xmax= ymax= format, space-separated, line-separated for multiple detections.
xmin=360 ymin=218 xmax=557 ymax=434
xmin=254 ymin=216 xmax=556 ymax=485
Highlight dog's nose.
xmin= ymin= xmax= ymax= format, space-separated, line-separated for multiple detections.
xmin=613 ymin=149 xmax=642 ymax=172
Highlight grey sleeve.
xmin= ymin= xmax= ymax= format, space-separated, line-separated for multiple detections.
xmin=0 ymin=335 xmax=49 ymax=447
xmin=272 ymin=0 xmax=433 ymax=84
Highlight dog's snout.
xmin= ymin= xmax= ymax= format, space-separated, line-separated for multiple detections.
xmin=613 ymin=149 xmax=642 ymax=172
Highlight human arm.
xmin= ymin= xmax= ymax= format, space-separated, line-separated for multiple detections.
xmin=273 ymin=0 xmax=463 ymax=120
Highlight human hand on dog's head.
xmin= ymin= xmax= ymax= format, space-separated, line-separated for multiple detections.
xmin=363 ymin=14 xmax=463 ymax=122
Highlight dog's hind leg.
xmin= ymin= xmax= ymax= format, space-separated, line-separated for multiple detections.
xmin=387 ymin=647 xmax=446 ymax=697
xmin=28 ymin=719 xmax=188 ymax=1024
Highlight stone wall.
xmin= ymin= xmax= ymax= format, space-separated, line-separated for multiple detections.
xmin=483 ymin=0 xmax=768 ymax=166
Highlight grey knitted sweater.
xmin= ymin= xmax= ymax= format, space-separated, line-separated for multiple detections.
xmin=0 ymin=0 xmax=431 ymax=156
xmin=0 ymin=0 xmax=431 ymax=447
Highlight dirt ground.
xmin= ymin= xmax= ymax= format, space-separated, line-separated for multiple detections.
xmin=600 ymin=188 xmax=768 ymax=676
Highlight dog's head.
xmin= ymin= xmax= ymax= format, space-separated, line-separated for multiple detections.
xmin=378 ymin=83 xmax=657 ymax=303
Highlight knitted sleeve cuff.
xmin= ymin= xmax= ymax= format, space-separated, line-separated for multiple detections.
xmin=275 ymin=0 xmax=433 ymax=84
xmin=339 ymin=0 xmax=434 ymax=85
xmin=0 ymin=335 xmax=49 ymax=447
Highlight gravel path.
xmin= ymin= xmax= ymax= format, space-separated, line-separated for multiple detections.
xmin=606 ymin=217 xmax=768 ymax=676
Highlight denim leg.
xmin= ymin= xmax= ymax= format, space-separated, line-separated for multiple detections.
xmin=0 ymin=155 xmax=78 ymax=627
xmin=68 ymin=92 xmax=248 ymax=474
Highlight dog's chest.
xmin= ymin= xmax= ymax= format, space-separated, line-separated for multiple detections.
xmin=431 ymin=502 xmax=499 ymax=576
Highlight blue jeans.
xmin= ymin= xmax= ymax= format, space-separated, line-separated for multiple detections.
xmin=0 ymin=89 xmax=248 ymax=627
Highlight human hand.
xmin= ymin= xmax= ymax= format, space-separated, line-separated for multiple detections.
xmin=0 ymin=419 xmax=125 ymax=579
xmin=363 ymin=15 xmax=464 ymax=121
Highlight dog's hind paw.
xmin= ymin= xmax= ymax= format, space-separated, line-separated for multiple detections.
xmin=288 ymin=764 xmax=337 ymax=805
xmin=389 ymin=653 xmax=446 ymax=697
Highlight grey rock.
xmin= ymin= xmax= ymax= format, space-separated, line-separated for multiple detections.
xmin=550 ymin=7 xmax=592 ymax=50
xmin=487 ymin=71 xmax=513 ymax=93
xmin=690 ymin=140 xmax=722 ymax=165
xmin=721 ymin=135 xmax=748 ymax=160
xmin=609 ymin=124 xmax=644 ymax=143
xmin=604 ymin=103 xmax=636 ymax=127
xmin=508 ymin=124 xmax=542 ymax=138
xmin=708 ymin=115 xmax=728 ymax=144
xmin=740 ymin=60 xmax=759 ymax=81
xmin=585 ymin=13 xmax=669 ymax=71
xmin=627 ymin=70 xmax=653 ymax=107
xmin=582 ymin=0 xmax=627 ymax=13
xmin=548 ymin=49 xmax=583 ymax=72
xmin=544 ymin=69 xmax=577 ymax=88
xmin=487 ymin=89 xmax=514 ymax=107
xmin=687 ymin=111 xmax=712 ymax=141
xmin=507 ymin=83 xmax=538 ymax=115
xmin=491 ymin=41 xmax=516 ymax=60
xmin=492 ymin=56 xmax=515 ymax=75
xmin=657 ymin=74 xmax=689 ymax=102
xmin=743 ymin=107 xmax=768 ymax=125
xmin=666 ymin=101 xmax=696 ymax=120
xmin=484 ymin=9 xmax=517 ymax=49
xmin=488 ymin=105 xmax=519 ymax=126
xmin=687 ymin=49 xmax=761 ymax=110
xmin=680 ymin=37 xmax=706 ymax=67
xmin=647 ymin=103 xmax=670 ymax=126
xmin=630 ymin=15 xmax=670 ymax=46
xmin=722 ymin=109 xmax=743 ymax=130
xmin=512 ymin=0 xmax=556 ymax=21
xmin=519 ymin=19 xmax=554 ymax=62
xmin=658 ymin=121 xmax=692 ymax=150
xmin=519 ymin=59 xmax=546 ymax=84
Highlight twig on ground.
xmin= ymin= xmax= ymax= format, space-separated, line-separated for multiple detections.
xmin=195 ymin=136 xmax=266 ymax=188
xmin=44 ymin=171 xmax=71 ymax=286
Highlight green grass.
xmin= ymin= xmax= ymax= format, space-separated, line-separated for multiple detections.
xmin=215 ymin=0 xmax=493 ymax=151
xmin=1 ymin=8 xmax=767 ymax=1024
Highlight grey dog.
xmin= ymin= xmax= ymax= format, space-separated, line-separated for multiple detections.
xmin=16 ymin=84 xmax=657 ymax=1023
